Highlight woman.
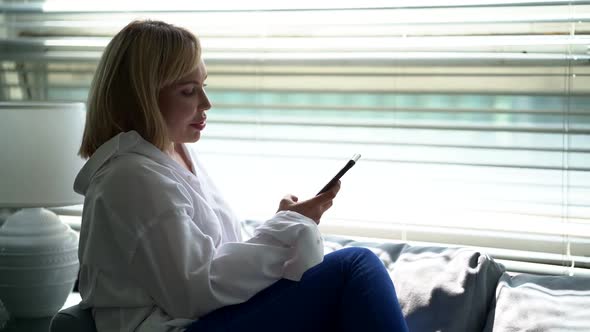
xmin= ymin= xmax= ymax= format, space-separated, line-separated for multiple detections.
xmin=75 ymin=19 xmax=408 ymax=332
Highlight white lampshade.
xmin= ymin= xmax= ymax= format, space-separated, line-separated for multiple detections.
xmin=0 ymin=102 xmax=86 ymax=208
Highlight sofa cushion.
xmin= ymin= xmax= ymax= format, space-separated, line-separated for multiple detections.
xmin=483 ymin=273 xmax=590 ymax=332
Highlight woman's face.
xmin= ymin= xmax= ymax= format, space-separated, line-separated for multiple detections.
xmin=158 ymin=59 xmax=211 ymax=144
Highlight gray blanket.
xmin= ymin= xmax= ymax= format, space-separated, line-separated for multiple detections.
xmin=344 ymin=241 xmax=505 ymax=332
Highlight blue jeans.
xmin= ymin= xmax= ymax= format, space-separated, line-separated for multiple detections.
xmin=186 ymin=247 xmax=409 ymax=332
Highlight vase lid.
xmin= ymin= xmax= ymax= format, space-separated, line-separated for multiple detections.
xmin=0 ymin=208 xmax=78 ymax=253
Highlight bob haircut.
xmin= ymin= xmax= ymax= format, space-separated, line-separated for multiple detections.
xmin=79 ymin=20 xmax=201 ymax=158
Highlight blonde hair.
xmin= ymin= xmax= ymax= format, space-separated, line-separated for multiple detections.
xmin=79 ymin=20 xmax=201 ymax=158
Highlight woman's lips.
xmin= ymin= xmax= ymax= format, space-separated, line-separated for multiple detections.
xmin=191 ymin=120 xmax=206 ymax=130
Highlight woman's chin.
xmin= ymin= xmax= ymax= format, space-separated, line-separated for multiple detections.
xmin=175 ymin=131 xmax=201 ymax=144
xmin=189 ymin=132 xmax=201 ymax=143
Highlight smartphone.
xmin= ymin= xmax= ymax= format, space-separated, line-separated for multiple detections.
xmin=317 ymin=154 xmax=361 ymax=195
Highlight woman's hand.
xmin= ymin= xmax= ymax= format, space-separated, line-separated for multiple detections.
xmin=276 ymin=181 xmax=341 ymax=225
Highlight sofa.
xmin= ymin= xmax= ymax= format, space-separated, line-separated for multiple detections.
xmin=322 ymin=235 xmax=590 ymax=332
xmin=51 ymin=227 xmax=590 ymax=332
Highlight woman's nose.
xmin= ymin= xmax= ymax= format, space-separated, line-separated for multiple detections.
xmin=200 ymin=90 xmax=212 ymax=111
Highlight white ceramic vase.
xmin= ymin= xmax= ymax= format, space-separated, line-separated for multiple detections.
xmin=0 ymin=208 xmax=79 ymax=318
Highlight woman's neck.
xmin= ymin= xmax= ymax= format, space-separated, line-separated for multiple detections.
xmin=167 ymin=143 xmax=193 ymax=173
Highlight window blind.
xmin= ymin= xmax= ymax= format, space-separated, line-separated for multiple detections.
xmin=1 ymin=0 xmax=589 ymax=276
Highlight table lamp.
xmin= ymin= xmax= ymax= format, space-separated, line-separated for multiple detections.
xmin=0 ymin=102 xmax=86 ymax=318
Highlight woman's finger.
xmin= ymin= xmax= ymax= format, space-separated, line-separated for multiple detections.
xmin=309 ymin=183 xmax=341 ymax=205
xmin=280 ymin=194 xmax=298 ymax=204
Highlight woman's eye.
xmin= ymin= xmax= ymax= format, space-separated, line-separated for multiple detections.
xmin=181 ymin=87 xmax=196 ymax=96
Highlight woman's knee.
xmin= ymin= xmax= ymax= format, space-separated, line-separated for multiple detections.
xmin=341 ymin=246 xmax=378 ymax=258
xmin=335 ymin=247 xmax=385 ymax=269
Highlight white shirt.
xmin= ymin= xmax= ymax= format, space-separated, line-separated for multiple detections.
xmin=74 ymin=131 xmax=324 ymax=332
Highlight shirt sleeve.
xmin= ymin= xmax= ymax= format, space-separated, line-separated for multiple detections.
xmin=129 ymin=208 xmax=323 ymax=320
xmin=248 ymin=211 xmax=324 ymax=281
